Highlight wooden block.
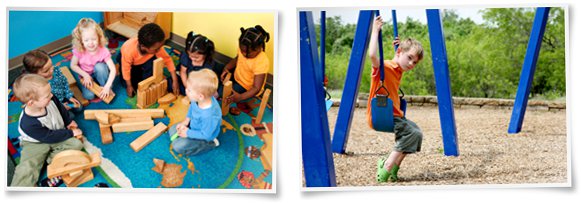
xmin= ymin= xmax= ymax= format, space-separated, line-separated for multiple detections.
xmin=138 ymin=77 xmax=156 ymax=91
xmin=111 ymin=120 xmax=154 ymax=133
xmin=63 ymin=169 xmax=93 ymax=187
xmin=80 ymin=78 xmax=115 ymax=104
xmin=120 ymin=116 xmax=152 ymax=123
xmin=260 ymin=133 xmax=273 ymax=171
xmin=137 ymin=90 xmax=146 ymax=109
xmin=223 ymin=72 xmax=231 ymax=84
xmin=70 ymin=86 xmax=89 ymax=106
xmin=254 ymin=89 xmax=271 ymax=124
xmin=158 ymin=93 xmax=177 ymax=105
xmin=222 ymin=81 xmax=232 ymax=116
xmin=59 ymin=67 xmax=77 ymax=86
xmin=84 ymin=109 xmax=165 ymax=120
xmin=99 ymin=123 xmax=113 ymax=144
xmin=69 ymin=170 xmax=83 ymax=178
xmin=95 ymin=112 xmax=110 ymax=125
xmin=47 ymin=151 xmax=101 ymax=179
xmin=109 ymin=113 xmax=122 ymax=124
xmin=153 ymin=58 xmax=164 ymax=84
xmin=151 ymin=158 xmax=165 ymax=173
xmin=130 ymin=123 xmax=167 ymax=152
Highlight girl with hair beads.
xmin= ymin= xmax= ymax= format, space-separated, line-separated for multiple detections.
xmin=70 ymin=18 xmax=116 ymax=101
xmin=179 ymin=32 xmax=224 ymax=95
xmin=220 ymin=25 xmax=270 ymax=103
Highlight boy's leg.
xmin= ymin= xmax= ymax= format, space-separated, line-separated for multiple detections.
xmin=93 ymin=62 xmax=110 ymax=86
xmin=171 ymin=137 xmax=216 ymax=156
xmin=46 ymin=137 xmax=84 ymax=164
xmin=10 ymin=141 xmax=51 ymax=187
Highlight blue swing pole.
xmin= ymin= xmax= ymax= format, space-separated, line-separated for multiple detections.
xmin=392 ymin=10 xmax=399 ymax=51
xmin=331 ymin=10 xmax=375 ymax=154
xmin=321 ymin=11 xmax=326 ymax=82
xmin=508 ymin=7 xmax=550 ymax=134
xmin=426 ymin=9 xmax=459 ymax=156
xmin=299 ymin=11 xmax=337 ymax=187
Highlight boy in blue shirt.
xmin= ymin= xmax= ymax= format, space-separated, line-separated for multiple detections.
xmin=170 ymin=69 xmax=221 ymax=156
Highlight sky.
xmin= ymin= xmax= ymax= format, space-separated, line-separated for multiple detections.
xmin=311 ymin=7 xmax=486 ymax=25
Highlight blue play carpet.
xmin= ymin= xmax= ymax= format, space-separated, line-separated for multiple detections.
xmin=7 ymin=42 xmax=273 ymax=189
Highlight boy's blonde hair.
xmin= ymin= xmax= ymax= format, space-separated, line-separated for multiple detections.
xmin=72 ymin=18 xmax=108 ymax=52
xmin=399 ymin=38 xmax=424 ymax=61
xmin=12 ymin=74 xmax=49 ymax=103
xmin=187 ymin=69 xmax=218 ymax=97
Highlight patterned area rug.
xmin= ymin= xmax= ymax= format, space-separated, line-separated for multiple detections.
xmin=7 ymin=41 xmax=273 ymax=189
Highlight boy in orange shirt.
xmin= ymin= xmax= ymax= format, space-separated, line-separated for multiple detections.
xmin=367 ymin=16 xmax=424 ymax=182
xmin=117 ymin=23 xmax=179 ymax=97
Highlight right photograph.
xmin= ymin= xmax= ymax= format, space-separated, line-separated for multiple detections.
xmin=299 ymin=5 xmax=568 ymax=188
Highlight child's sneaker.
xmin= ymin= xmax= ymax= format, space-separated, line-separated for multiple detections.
xmin=39 ymin=176 xmax=63 ymax=187
xmin=389 ymin=164 xmax=400 ymax=182
xmin=376 ymin=158 xmax=390 ymax=183
xmin=213 ymin=138 xmax=220 ymax=147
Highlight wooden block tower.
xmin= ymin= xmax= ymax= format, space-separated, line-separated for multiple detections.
xmin=137 ymin=58 xmax=167 ymax=109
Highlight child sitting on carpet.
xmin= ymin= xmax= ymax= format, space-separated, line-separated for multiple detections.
xmin=220 ymin=25 xmax=270 ymax=106
xmin=117 ymin=23 xmax=179 ymax=97
xmin=22 ymin=50 xmax=82 ymax=120
xmin=10 ymin=74 xmax=84 ymax=187
xmin=178 ymin=31 xmax=224 ymax=96
xmin=69 ymin=18 xmax=116 ymax=101
xmin=170 ymin=69 xmax=221 ymax=156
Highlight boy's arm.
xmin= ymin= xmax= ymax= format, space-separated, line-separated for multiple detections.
xmin=157 ymin=49 xmax=179 ymax=95
xmin=368 ymin=16 xmax=383 ymax=69
xmin=186 ymin=116 xmax=221 ymax=141
xmin=20 ymin=116 xmax=74 ymax=144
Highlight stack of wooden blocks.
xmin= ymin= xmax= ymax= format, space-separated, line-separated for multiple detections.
xmin=47 ymin=150 xmax=102 ymax=187
xmin=84 ymin=109 xmax=167 ymax=152
xmin=137 ymin=58 xmax=168 ymax=109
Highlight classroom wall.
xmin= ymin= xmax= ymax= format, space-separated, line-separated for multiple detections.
xmin=172 ymin=12 xmax=275 ymax=73
xmin=8 ymin=11 xmax=103 ymax=58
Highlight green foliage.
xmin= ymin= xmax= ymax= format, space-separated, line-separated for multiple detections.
xmin=317 ymin=8 xmax=566 ymax=99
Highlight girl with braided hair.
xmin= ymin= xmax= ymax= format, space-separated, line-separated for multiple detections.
xmin=220 ymin=25 xmax=270 ymax=103
xmin=179 ymin=31 xmax=225 ymax=95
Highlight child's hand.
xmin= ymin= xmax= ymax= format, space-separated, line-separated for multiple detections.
xmin=227 ymin=92 xmax=242 ymax=103
xmin=81 ymin=76 xmax=93 ymax=88
xmin=72 ymin=128 xmax=83 ymax=137
xmin=373 ymin=16 xmax=383 ymax=33
xmin=67 ymin=121 xmax=78 ymax=129
xmin=220 ymin=71 xmax=230 ymax=82
xmin=100 ymin=85 xmax=112 ymax=99
xmin=69 ymin=97 xmax=81 ymax=108
xmin=172 ymin=80 xmax=179 ymax=96
xmin=392 ymin=37 xmax=400 ymax=48
xmin=178 ymin=127 xmax=188 ymax=138
xmin=126 ymin=85 xmax=135 ymax=97
xmin=63 ymin=102 xmax=72 ymax=110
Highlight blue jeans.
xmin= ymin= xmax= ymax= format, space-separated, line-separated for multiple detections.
xmin=73 ymin=62 xmax=110 ymax=100
xmin=168 ymin=124 xmax=217 ymax=156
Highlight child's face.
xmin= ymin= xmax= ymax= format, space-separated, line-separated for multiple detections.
xmin=240 ymin=45 xmax=261 ymax=59
xmin=81 ymin=28 xmax=99 ymax=52
xmin=37 ymin=59 xmax=54 ymax=80
xmin=185 ymin=84 xmax=203 ymax=103
xmin=188 ymin=51 xmax=206 ymax=65
xmin=28 ymin=84 xmax=53 ymax=109
xmin=396 ymin=49 xmax=421 ymax=72
xmin=140 ymin=42 xmax=163 ymax=55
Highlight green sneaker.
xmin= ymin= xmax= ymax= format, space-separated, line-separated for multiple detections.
xmin=376 ymin=158 xmax=390 ymax=183
xmin=388 ymin=164 xmax=400 ymax=182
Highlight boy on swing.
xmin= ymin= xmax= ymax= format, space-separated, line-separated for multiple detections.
xmin=367 ymin=15 xmax=424 ymax=182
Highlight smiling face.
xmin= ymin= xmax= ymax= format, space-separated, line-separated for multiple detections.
xmin=188 ymin=51 xmax=206 ymax=66
xmin=36 ymin=59 xmax=55 ymax=80
xmin=81 ymin=28 xmax=99 ymax=53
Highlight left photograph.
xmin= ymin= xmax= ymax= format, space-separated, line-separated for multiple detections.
xmin=6 ymin=9 xmax=275 ymax=190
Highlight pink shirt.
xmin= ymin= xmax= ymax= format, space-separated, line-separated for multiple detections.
xmin=72 ymin=47 xmax=111 ymax=75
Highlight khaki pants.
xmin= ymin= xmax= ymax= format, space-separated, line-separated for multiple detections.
xmin=10 ymin=137 xmax=83 ymax=187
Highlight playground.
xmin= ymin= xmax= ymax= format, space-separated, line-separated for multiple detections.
xmin=300 ymin=7 xmax=568 ymax=188
xmin=327 ymin=105 xmax=567 ymax=186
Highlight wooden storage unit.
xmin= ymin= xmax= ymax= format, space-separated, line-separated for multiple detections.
xmin=104 ymin=12 xmax=172 ymax=40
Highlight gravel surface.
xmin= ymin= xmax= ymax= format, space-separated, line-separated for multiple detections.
xmin=323 ymin=105 xmax=568 ymax=187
